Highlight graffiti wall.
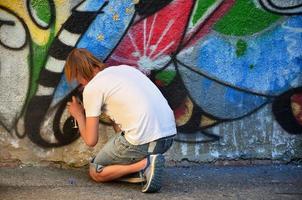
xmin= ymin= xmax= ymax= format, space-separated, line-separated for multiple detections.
xmin=0 ymin=0 xmax=302 ymax=165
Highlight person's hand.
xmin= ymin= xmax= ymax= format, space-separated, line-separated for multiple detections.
xmin=67 ymin=96 xmax=84 ymax=120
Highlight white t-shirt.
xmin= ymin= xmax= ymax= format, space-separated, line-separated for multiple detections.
xmin=83 ymin=65 xmax=176 ymax=145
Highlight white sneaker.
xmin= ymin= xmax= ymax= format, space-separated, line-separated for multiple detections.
xmin=142 ymin=154 xmax=165 ymax=193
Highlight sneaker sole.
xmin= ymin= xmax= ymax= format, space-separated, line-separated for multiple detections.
xmin=117 ymin=177 xmax=145 ymax=183
xmin=142 ymin=154 xmax=165 ymax=193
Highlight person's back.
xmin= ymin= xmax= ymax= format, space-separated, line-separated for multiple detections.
xmin=83 ymin=65 xmax=176 ymax=145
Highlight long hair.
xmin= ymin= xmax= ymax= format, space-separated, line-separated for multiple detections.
xmin=64 ymin=48 xmax=107 ymax=83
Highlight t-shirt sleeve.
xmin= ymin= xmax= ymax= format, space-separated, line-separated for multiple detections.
xmin=83 ymin=86 xmax=103 ymax=117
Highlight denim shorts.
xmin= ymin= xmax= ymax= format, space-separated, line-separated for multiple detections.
xmin=90 ymin=132 xmax=174 ymax=172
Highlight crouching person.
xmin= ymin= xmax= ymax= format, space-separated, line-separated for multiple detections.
xmin=65 ymin=48 xmax=176 ymax=193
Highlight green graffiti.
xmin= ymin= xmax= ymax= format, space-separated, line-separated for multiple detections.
xmin=249 ymin=64 xmax=255 ymax=69
xmin=155 ymin=70 xmax=176 ymax=86
xmin=214 ymin=0 xmax=280 ymax=36
xmin=28 ymin=28 xmax=56 ymax=100
xmin=236 ymin=39 xmax=247 ymax=57
xmin=192 ymin=0 xmax=216 ymax=25
xmin=30 ymin=0 xmax=52 ymax=25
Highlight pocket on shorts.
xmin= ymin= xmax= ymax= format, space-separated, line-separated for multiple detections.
xmin=117 ymin=134 xmax=149 ymax=162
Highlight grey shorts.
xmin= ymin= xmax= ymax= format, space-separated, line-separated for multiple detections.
xmin=90 ymin=132 xmax=174 ymax=172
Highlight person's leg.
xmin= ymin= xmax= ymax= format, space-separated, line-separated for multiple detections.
xmin=89 ymin=158 xmax=147 ymax=182
xmin=89 ymin=133 xmax=149 ymax=182
xmin=89 ymin=133 xmax=174 ymax=187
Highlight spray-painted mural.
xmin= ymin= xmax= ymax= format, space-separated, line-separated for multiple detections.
xmin=0 ymin=0 xmax=302 ymax=161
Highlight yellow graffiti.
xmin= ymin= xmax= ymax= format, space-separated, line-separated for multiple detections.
xmin=175 ymin=96 xmax=216 ymax=128
xmin=175 ymin=97 xmax=193 ymax=126
xmin=113 ymin=13 xmax=119 ymax=21
xmin=200 ymin=115 xmax=216 ymax=128
xmin=125 ymin=7 xmax=135 ymax=14
xmin=0 ymin=0 xmax=74 ymax=45
xmin=132 ymin=0 xmax=140 ymax=4
xmin=97 ymin=33 xmax=105 ymax=41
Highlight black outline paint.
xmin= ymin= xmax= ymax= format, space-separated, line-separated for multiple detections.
xmin=0 ymin=6 xmax=33 ymax=139
xmin=258 ymin=0 xmax=302 ymax=15
xmin=0 ymin=13 xmax=28 ymax=50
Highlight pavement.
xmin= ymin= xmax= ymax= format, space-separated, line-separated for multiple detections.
xmin=0 ymin=164 xmax=302 ymax=200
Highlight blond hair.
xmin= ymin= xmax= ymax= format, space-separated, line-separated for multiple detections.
xmin=64 ymin=48 xmax=107 ymax=83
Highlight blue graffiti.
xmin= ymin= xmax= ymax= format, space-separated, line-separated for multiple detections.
xmin=176 ymin=16 xmax=302 ymax=119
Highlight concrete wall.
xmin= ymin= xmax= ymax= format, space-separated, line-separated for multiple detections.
xmin=0 ymin=0 xmax=302 ymax=166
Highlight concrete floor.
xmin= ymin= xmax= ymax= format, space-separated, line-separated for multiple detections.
xmin=0 ymin=164 xmax=302 ymax=200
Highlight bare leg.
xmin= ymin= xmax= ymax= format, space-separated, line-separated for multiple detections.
xmin=89 ymin=158 xmax=147 ymax=182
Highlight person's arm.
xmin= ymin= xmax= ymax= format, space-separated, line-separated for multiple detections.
xmin=68 ymin=96 xmax=99 ymax=147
